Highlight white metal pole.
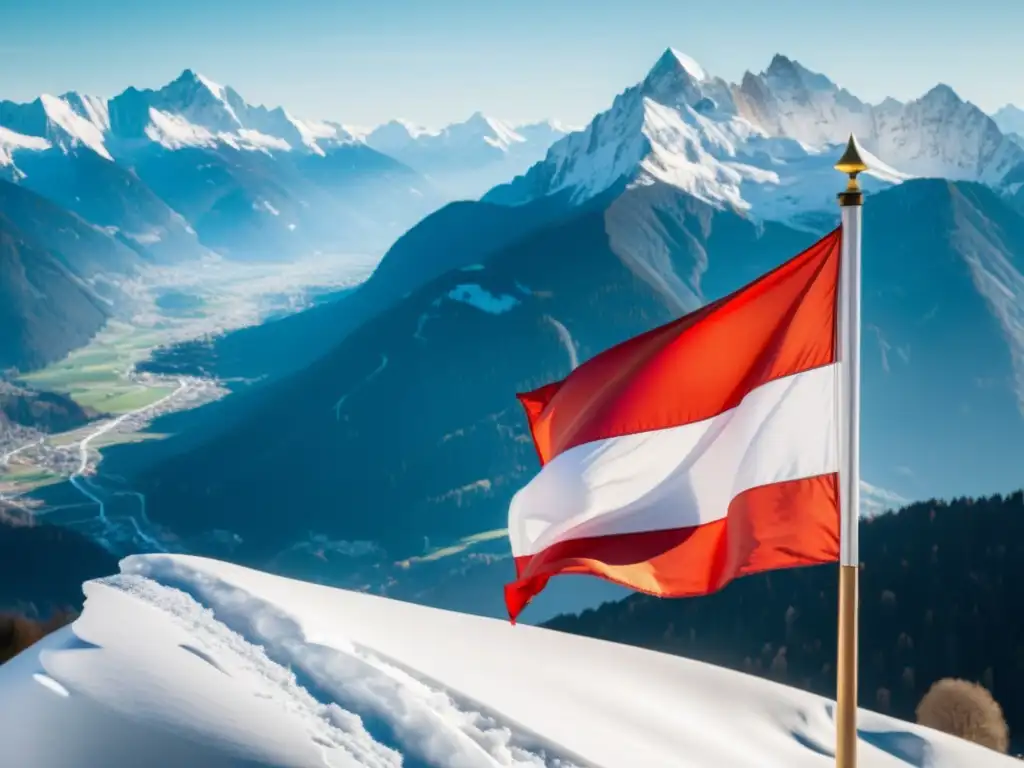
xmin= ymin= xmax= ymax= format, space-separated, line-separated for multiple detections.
xmin=838 ymin=195 xmax=862 ymax=569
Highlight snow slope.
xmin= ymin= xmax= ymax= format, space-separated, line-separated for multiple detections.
xmin=0 ymin=126 xmax=49 ymax=178
xmin=0 ymin=93 xmax=112 ymax=162
xmin=0 ymin=554 xmax=1014 ymax=767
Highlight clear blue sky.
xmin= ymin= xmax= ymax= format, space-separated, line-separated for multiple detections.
xmin=1 ymin=0 xmax=1019 ymax=128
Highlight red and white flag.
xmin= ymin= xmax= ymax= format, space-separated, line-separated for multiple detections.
xmin=505 ymin=229 xmax=843 ymax=622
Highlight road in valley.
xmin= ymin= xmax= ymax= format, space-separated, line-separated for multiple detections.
xmin=1 ymin=373 xmax=223 ymax=550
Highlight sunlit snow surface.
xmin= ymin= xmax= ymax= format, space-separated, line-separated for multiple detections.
xmin=0 ymin=125 xmax=50 ymax=168
xmin=0 ymin=555 xmax=1015 ymax=768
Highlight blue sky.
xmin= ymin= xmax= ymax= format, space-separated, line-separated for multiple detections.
xmin=1 ymin=0 xmax=1019 ymax=128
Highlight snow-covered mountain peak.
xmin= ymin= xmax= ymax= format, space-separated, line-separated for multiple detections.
xmin=362 ymin=112 xmax=568 ymax=199
xmin=367 ymin=119 xmax=435 ymax=149
xmin=194 ymin=70 xmax=229 ymax=100
xmin=634 ymin=49 xmax=741 ymax=126
xmin=99 ymin=70 xmax=362 ymax=155
xmin=871 ymin=85 xmax=1018 ymax=183
xmin=647 ymin=48 xmax=708 ymax=84
xmin=520 ymin=118 xmax=570 ymax=132
xmin=992 ymin=104 xmax=1024 ymax=137
xmin=487 ymin=46 xmax=1024 ymax=226
xmin=141 ymin=69 xmax=244 ymax=134
xmin=165 ymin=68 xmax=231 ymax=103
xmin=368 ymin=112 xmax=553 ymax=156
xmin=764 ymin=53 xmax=797 ymax=75
xmin=445 ymin=112 xmax=524 ymax=150
xmin=920 ymin=83 xmax=963 ymax=107
xmin=734 ymin=56 xmax=871 ymax=148
xmin=512 ymin=119 xmax=573 ymax=150
xmin=641 ymin=49 xmax=735 ymax=114
xmin=464 ymin=110 xmax=494 ymax=126
xmin=762 ymin=54 xmax=836 ymax=94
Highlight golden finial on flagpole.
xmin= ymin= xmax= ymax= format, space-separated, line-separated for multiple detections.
xmin=835 ymin=135 xmax=868 ymax=205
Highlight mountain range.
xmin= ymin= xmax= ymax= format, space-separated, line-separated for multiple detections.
xmin=488 ymin=50 xmax=1024 ymax=227
xmin=992 ymin=104 xmax=1024 ymax=141
xmin=0 ymin=72 xmax=566 ymax=371
xmin=17 ymin=48 xmax=1024 ymax=621
xmin=0 ymin=70 xmax=568 ymax=266
xmin=143 ymin=48 xmax=1024 ymax=396
xmin=0 ymin=69 xmax=443 ymax=264
xmin=363 ymin=114 xmax=570 ymax=200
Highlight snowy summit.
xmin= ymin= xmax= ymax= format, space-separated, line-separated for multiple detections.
xmin=0 ymin=69 xmax=363 ymax=166
xmin=0 ymin=72 xmax=568 ymax=201
xmin=0 ymin=555 xmax=1015 ymax=767
xmin=487 ymin=49 xmax=1022 ymax=226
xmin=364 ymin=112 xmax=571 ymax=199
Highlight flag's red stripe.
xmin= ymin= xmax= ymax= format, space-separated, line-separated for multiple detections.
xmin=504 ymin=473 xmax=839 ymax=622
xmin=517 ymin=230 xmax=841 ymax=466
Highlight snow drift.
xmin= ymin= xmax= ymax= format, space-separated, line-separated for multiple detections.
xmin=0 ymin=555 xmax=1014 ymax=767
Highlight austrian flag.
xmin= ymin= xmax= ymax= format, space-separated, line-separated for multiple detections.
xmin=505 ymin=229 xmax=844 ymax=623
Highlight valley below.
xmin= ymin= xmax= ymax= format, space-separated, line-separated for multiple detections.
xmin=1 ymin=251 xmax=379 ymax=559
xmin=1 ymin=236 xmax=629 ymax=624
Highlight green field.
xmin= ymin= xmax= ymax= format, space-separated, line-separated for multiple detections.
xmin=1 ymin=321 xmax=189 ymax=497
xmin=18 ymin=321 xmax=179 ymax=416
xmin=81 ymin=385 xmax=177 ymax=414
xmin=92 ymin=431 xmax=168 ymax=449
xmin=0 ymin=465 xmax=62 ymax=491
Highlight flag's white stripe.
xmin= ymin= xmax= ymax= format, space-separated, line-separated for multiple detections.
xmin=509 ymin=364 xmax=839 ymax=558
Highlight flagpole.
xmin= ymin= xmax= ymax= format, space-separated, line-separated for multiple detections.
xmin=834 ymin=135 xmax=866 ymax=768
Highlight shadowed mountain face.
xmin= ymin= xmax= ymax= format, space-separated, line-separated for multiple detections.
xmin=114 ymin=141 xmax=442 ymax=260
xmin=857 ymin=181 xmax=1024 ymax=500
xmin=11 ymin=148 xmax=207 ymax=264
xmin=52 ymin=178 xmax=1024 ymax=621
xmin=0 ymin=178 xmax=160 ymax=373
xmin=0 ymin=213 xmax=111 ymax=372
xmin=0 ymin=384 xmax=94 ymax=433
xmin=0 ymin=179 xmax=142 ymax=278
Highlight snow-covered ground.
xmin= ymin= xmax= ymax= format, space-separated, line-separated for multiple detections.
xmin=0 ymin=554 xmax=1014 ymax=767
